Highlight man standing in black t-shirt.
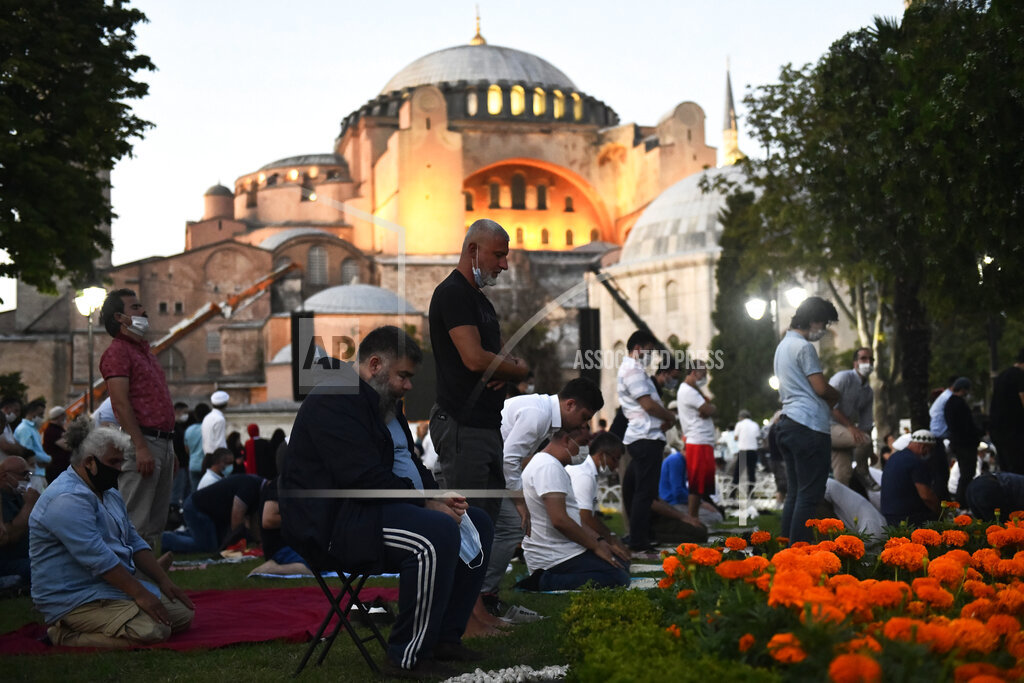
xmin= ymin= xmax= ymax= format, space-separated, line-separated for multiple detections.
xmin=990 ymin=349 xmax=1024 ymax=475
xmin=428 ymin=219 xmax=530 ymax=525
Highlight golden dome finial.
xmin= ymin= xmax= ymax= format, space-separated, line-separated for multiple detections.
xmin=470 ymin=5 xmax=486 ymax=45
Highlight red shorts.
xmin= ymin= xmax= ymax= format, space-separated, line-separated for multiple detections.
xmin=685 ymin=443 xmax=716 ymax=496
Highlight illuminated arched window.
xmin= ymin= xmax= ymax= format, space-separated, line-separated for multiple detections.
xmin=666 ymin=280 xmax=679 ymax=312
xmin=341 ymin=258 xmax=359 ymax=285
xmin=533 ymin=88 xmax=546 ymax=116
xmin=307 ymin=246 xmax=327 ymax=285
xmin=564 ymin=196 xmax=574 ymax=212
xmin=565 ymin=229 xmax=574 ymax=246
xmin=541 ymin=228 xmax=549 ymax=245
xmin=489 ymin=182 xmax=500 ymax=208
xmin=487 ymin=85 xmax=503 ymax=115
xmin=553 ymin=90 xmax=565 ymax=119
xmin=466 ymin=90 xmax=478 ymax=117
xmin=515 ymin=227 xmax=524 ymax=244
xmin=464 ymin=191 xmax=474 ymax=211
xmin=571 ymin=93 xmax=583 ymax=121
xmin=510 ymin=85 xmax=525 ymax=116
xmin=537 ymin=185 xmax=548 ymax=210
xmin=511 ymin=174 xmax=526 ymax=209
xmin=638 ymin=285 xmax=650 ymax=316
xmin=590 ymin=228 xmax=600 ymax=242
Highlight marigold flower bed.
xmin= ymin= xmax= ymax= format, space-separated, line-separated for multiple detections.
xmin=653 ymin=514 xmax=1024 ymax=682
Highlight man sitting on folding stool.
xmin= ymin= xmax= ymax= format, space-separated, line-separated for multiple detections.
xmin=281 ymin=325 xmax=493 ymax=679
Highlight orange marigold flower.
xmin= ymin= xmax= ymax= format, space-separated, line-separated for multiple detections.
xmin=768 ymin=570 xmax=815 ymax=609
xmin=939 ymin=549 xmax=973 ymax=566
xmin=690 ymin=547 xmax=723 ymax=567
xmin=912 ymin=579 xmax=954 ymax=609
xmin=964 ymin=580 xmax=996 ymax=599
xmin=1006 ymin=631 xmax=1024 ymax=659
xmin=870 ymin=580 xmax=911 ymax=609
xmin=725 ymin=536 xmax=747 ymax=551
xmin=880 ymin=543 xmax=929 ymax=572
xmin=915 ymin=620 xmax=958 ymax=654
xmin=954 ymin=514 xmax=973 ymax=526
xmin=657 ymin=576 xmax=674 ymax=589
xmin=843 ymin=636 xmax=882 ymax=654
xmin=767 ymin=632 xmax=806 ymax=664
xmin=828 ymin=653 xmax=882 ymax=683
xmin=972 ymin=548 xmax=1002 ymax=575
xmin=750 ymin=530 xmax=772 ymax=545
xmin=906 ymin=600 xmax=927 ymax=616
xmin=985 ymin=614 xmax=1020 ymax=638
xmin=816 ymin=540 xmax=838 ymax=553
xmin=989 ymin=525 xmax=1024 ymax=548
xmin=961 ymin=598 xmax=996 ymax=620
xmin=745 ymin=555 xmax=770 ymax=572
xmin=966 ymin=567 xmax=984 ymax=581
xmin=777 ymin=536 xmax=790 ymax=547
xmin=754 ymin=572 xmax=772 ymax=592
xmin=834 ymin=535 xmax=866 ymax=560
xmin=911 ymin=528 xmax=942 ymax=547
xmin=807 ymin=518 xmax=845 ymax=535
xmin=953 ymin=662 xmax=1004 ymax=683
xmin=882 ymin=617 xmax=919 ymax=642
xmin=942 ymin=529 xmax=969 ymax=547
xmin=676 ymin=543 xmax=698 ymax=556
xmin=885 ymin=536 xmax=911 ymax=549
xmin=738 ymin=633 xmax=755 ymax=653
xmin=1011 ymin=510 xmax=1024 ymax=522
xmin=676 ymin=589 xmax=694 ymax=600
xmin=663 ymin=554 xmax=682 ymax=576
xmin=829 ymin=574 xmax=860 ymax=588
xmin=994 ymin=585 xmax=1024 ymax=614
xmin=716 ymin=560 xmax=753 ymax=580
xmin=927 ymin=557 xmax=967 ymax=588
xmin=949 ymin=617 xmax=999 ymax=655
xmin=801 ymin=602 xmax=846 ymax=625
xmin=666 ymin=624 xmax=681 ymax=638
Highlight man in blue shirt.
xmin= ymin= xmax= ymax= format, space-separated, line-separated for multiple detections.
xmin=29 ymin=422 xmax=193 ymax=648
xmin=880 ymin=430 xmax=940 ymax=526
xmin=773 ymin=296 xmax=841 ymax=543
xmin=14 ymin=400 xmax=50 ymax=491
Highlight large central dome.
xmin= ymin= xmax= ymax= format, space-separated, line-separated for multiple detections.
xmin=380 ymin=43 xmax=577 ymax=95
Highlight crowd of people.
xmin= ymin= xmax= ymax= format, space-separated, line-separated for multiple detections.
xmin=1 ymin=219 xmax=1022 ymax=679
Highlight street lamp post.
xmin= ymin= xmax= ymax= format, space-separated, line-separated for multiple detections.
xmin=74 ymin=287 xmax=106 ymax=413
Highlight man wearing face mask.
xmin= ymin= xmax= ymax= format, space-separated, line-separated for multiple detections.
xmin=28 ymin=419 xmax=193 ymax=647
xmin=0 ymin=456 xmax=39 ymax=586
xmin=828 ymin=347 xmax=878 ymax=492
xmin=98 ymin=289 xmax=176 ymax=550
xmin=774 ymin=296 xmax=842 ymax=543
xmin=520 ymin=429 xmax=630 ymax=591
xmin=14 ymin=400 xmax=50 ymax=491
xmin=428 ymin=219 xmax=530 ymax=526
xmin=282 ymin=326 xmax=493 ymax=677
xmin=676 ymin=360 xmax=718 ymax=522
xmin=0 ymin=397 xmax=32 ymax=463
xmin=566 ymin=431 xmax=632 ymax=560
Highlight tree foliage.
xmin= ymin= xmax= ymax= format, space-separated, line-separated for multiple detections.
xmin=736 ymin=0 xmax=1024 ymax=428
xmin=0 ymin=1 xmax=154 ymax=292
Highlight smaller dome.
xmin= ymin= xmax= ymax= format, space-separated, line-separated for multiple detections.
xmin=270 ymin=344 xmax=291 ymax=364
xmin=204 ymin=184 xmax=233 ymax=197
xmin=258 ymin=153 xmax=348 ymax=173
xmin=303 ymin=284 xmax=420 ymax=315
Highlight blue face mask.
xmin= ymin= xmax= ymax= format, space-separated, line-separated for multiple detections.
xmin=224 ymin=464 xmax=234 ymax=476
xmin=458 ymin=513 xmax=484 ymax=568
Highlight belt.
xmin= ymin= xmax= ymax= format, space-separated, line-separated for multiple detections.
xmin=140 ymin=426 xmax=174 ymax=440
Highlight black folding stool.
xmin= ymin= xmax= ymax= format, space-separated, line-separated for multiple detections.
xmin=293 ymin=564 xmax=388 ymax=676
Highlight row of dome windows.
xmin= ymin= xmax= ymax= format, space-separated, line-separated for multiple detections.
xmin=511 ymin=227 xmax=599 ymax=246
xmin=467 ymin=86 xmax=583 ymax=120
xmin=466 ymin=175 xmax=574 ymax=212
xmin=305 ymin=249 xmax=360 ymax=287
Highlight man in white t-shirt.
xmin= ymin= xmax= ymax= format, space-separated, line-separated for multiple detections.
xmin=616 ymin=330 xmax=676 ymax=551
xmin=733 ymin=410 xmax=761 ymax=499
xmin=676 ymin=361 xmax=717 ymax=520
xmin=566 ymin=431 xmax=631 ymax=559
xmin=521 ymin=429 xmax=629 ymax=591
xmin=197 ymin=448 xmax=233 ymax=490
xmin=201 ymin=391 xmax=229 ymax=460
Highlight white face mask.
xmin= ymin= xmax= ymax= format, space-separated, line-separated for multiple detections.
xmin=128 ymin=315 xmax=150 ymax=336
xmin=458 ymin=511 xmax=484 ymax=568
xmin=15 ymin=480 xmax=30 ymax=496
xmin=857 ymin=362 xmax=873 ymax=377
xmin=569 ymin=444 xmax=588 ymax=466
xmin=597 ymin=461 xmax=612 ymax=476
xmin=695 ymin=376 xmax=708 ymax=388
xmin=4 ymin=411 xmax=16 ymax=424
xmin=472 ymin=252 xmax=497 ymax=288
xmin=807 ymin=328 xmax=826 ymax=342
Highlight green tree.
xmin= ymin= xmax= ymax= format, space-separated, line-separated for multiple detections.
xmin=0 ymin=1 xmax=154 ymax=293
xmin=737 ymin=0 xmax=1024 ymax=429
xmin=708 ymin=190 xmax=779 ymax=425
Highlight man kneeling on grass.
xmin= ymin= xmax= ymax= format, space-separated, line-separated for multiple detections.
xmin=521 ymin=428 xmax=630 ymax=591
xmin=29 ymin=419 xmax=194 ymax=648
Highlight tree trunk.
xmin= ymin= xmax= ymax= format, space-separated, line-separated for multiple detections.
xmin=892 ymin=275 xmax=931 ymax=430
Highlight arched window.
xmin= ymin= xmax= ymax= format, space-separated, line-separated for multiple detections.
xmin=510 ymin=85 xmax=525 ymax=116
xmin=307 ymin=245 xmax=327 ymax=285
xmin=565 ymin=229 xmax=574 ymax=246
xmin=666 ymin=280 xmax=679 ymax=312
xmin=564 ymin=196 xmax=574 ymax=212
xmin=515 ymin=227 xmax=524 ymax=244
xmin=489 ymin=182 xmax=500 ymax=209
xmin=487 ymin=85 xmax=503 ymax=115
xmin=537 ymin=185 xmax=548 ymax=210
xmin=541 ymin=228 xmax=549 ymax=245
xmin=533 ymin=88 xmax=546 ymax=116
xmin=466 ymin=90 xmax=478 ymax=117
xmin=159 ymin=348 xmax=186 ymax=381
xmin=340 ymin=258 xmax=359 ymax=285
xmin=464 ymin=191 xmax=474 ymax=211
xmin=553 ymin=90 xmax=565 ymax=119
xmin=638 ymin=285 xmax=650 ymax=316
xmin=511 ymin=174 xmax=526 ymax=209
xmin=590 ymin=228 xmax=600 ymax=242
xmin=571 ymin=92 xmax=583 ymax=121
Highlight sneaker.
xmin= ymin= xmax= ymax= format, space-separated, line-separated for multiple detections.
xmin=432 ymin=641 xmax=486 ymax=662
xmin=500 ymin=605 xmax=545 ymax=624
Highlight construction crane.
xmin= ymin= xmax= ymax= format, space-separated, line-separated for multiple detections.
xmin=588 ymin=261 xmax=661 ymax=346
xmin=65 ymin=261 xmax=300 ymax=418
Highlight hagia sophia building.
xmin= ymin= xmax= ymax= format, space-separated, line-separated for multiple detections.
xmin=0 ymin=21 xmax=751 ymax=429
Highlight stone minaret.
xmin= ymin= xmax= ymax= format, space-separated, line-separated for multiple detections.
xmin=722 ymin=60 xmax=745 ymax=166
